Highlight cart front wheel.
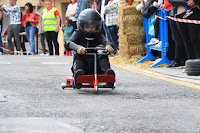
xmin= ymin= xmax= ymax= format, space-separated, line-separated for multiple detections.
xmin=94 ymin=85 xmax=99 ymax=94
xmin=61 ymin=82 xmax=66 ymax=90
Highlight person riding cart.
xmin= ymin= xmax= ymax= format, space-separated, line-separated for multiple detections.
xmin=64 ymin=9 xmax=115 ymax=89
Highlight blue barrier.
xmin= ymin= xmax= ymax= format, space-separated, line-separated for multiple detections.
xmin=137 ymin=9 xmax=171 ymax=67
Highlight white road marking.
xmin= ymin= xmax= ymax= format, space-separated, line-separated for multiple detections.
xmin=40 ymin=62 xmax=70 ymax=65
xmin=0 ymin=61 xmax=11 ymax=64
xmin=30 ymin=57 xmax=56 ymax=59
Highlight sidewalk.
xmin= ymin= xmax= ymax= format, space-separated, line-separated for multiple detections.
xmin=150 ymin=67 xmax=200 ymax=85
xmin=122 ymin=65 xmax=200 ymax=86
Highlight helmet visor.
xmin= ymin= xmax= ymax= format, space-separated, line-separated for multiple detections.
xmin=78 ymin=19 xmax=102 ymax=32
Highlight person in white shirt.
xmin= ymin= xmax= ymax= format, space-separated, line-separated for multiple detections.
xmin=0 ymin=0 xmax=22 ymax=54
xmin=104 ymin=0 xmax=119 ymax=55
xmin=66 ymin=0 xmax=78 ymax=30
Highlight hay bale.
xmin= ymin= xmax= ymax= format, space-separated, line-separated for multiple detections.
xmin=118 ymin=6 xmax=146 ymax=57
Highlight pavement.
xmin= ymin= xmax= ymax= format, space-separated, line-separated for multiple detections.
xmin=0 ymin=118 xmax=84 ymax=133
xmin=150 ymin=66 xmax=200 ymax=85
xmin=1 ymin=55 xmax=200 ymax=132
xmin=117 ymin=64 xmax=200 ymax=87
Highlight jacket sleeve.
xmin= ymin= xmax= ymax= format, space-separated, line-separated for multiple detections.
xmin=3 ymin=11 xmax=9 ymax=17
xmin=21 ymin=15 xmax=26 ymax=28
xmin=66 ymin=26 xmax=73 ymax=34
xmin=3 ymin=5 xmax=20 ymax=12
xmin=75 ymin=1 xmax=88 ymax=18
xmin=64 ymin=31 xmax=82 ymax=52
xmin=75 ymin=1 xmax=81 ymax=18
xmin=168 ymin=0 xmax=187 ymax=6
xmin=34 ymin=15 xmax=39 ymax=24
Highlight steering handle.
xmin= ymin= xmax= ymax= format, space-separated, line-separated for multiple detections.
xmin=85 ymin=47 xmax=106 ymax=51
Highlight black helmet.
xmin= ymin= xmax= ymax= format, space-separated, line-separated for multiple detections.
xmin=77 ymin=9 xmax=102 ymax=39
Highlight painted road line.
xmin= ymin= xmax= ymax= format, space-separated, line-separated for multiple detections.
xmin=0 ymin=61 xmax=11 ymax=64
xmin=0 ymin=93 xmax=7 ymax=102
xmin=115 ymin=64 xmax=200 ymax=89
xmin=30 ymin=57 xmax=56 ymax=59
xmin=40 ymin=62 xmax=70 ymax=65
xmin=0 ymin=118 xmax=84 ymax=133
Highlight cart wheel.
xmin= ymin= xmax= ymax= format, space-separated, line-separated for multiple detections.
xmin=94 ymin=85 xmax=99 ymax=94
xmin=61 ymin=82 xmax=66 ymax=90
xmin=112 ymin=86 xmax=115 ymax=90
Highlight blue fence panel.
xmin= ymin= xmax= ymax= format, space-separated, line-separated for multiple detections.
xmin=136 ymin=9 xmax=171 ymax=67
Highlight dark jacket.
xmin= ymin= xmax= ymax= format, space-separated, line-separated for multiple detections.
xmin=168 ymin=0 xmax=200 ymax=16
xmin=168 ymin=0 xmax=185 ymax=16
xmin=193 ymin=0 xmax=200 ymax=6
xmin=65 ymin=30 xmax=113 ymax=58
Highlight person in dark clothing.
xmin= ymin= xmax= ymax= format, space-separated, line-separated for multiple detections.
xmin=168 ymin=0 xmax=200 ymax=60
xmin=65 ymin=9 xmax=115 ymax=89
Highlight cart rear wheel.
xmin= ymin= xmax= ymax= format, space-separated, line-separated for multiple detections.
xmin=112 ymin=86 xmax=115 ymax=90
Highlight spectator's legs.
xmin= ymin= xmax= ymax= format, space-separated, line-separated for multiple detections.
xmin=45 ymin=31 xmax=53 ymax=55
xmin=25 ymin=26 xmax=36 ymax=54
xmin=176 ymin=12 xmax=196 ymax=59
xmin=169 ymin=19 xmax=187 ymax=64
xmin=50 ymin=31 xmax=59 ymax=55
xmin=166 ymin=19 xmax=175 ymax=60
xmin=30 ymin=27 xmax=36 ymax=54
xmin=0 ymin=31 xmax=3 ymax=54
xmin=7 ymin=25 xmax=14 ymax=51
xmin=107 ymin=25 xmax=119 ymax=55
xmin=153 ymin=18 xmax=159 ymax=38
xmin=187 ymin=8 xmax=200 ymax=59
xmin=13 ymin=24 xmax=21 ymax=51
xmin=20 ymin=35 xmax=27 ymax=52
xmin=40 ymin=33 xmax=46 ymax=54
xmin=72 ymin=21 xmax=77 ymax=31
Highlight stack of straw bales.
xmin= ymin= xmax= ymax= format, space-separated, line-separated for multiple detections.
xmin=118 ymin=6 xmax=145 ymax=57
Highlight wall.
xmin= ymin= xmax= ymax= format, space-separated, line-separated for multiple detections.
xmin=0 ymin=0 xmax=38 ymax=6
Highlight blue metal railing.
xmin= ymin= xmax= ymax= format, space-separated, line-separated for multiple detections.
xmin=137 ymin=9 xmax=171 ymax=67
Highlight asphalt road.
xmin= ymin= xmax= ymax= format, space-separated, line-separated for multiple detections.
xmin=1 ymin=55 xmax=200 ymax=133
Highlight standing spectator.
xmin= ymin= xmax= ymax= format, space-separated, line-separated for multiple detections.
xmin=101 ymin=0 xmax=111 ymax=42
xmin=147 ymin=0 xmax=163 ymax=47
xmin=89 ymin=0 xmax=101 ymax=13
xmin=166 ymin=0 xmax=188 ymax=67
xmin=169 ymin=0 xmax=200 ymax=60
xmin=104 ymin=0 xmax=119 ymax=55
xmin=42 ymin=0 xmax=60 ymax=56
xmin=35 ymin=0 xmax=48 ymax=55
xmin=62 ymin=18 xmax=73 ymax=42
xmin=22 ymin=3 xmax=39 ymax=55
xmin=0 ymin=0 xmax=21 ymax=55
xmin=0 ymin=11 xmax=3 ymax=55
xmin=62 ymin=18 xmax=73 ymax=55
xmin=66 ymin=0 xmax=78 ymax=30
xmin=75 ymin=0 xmax=88 ymax=19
